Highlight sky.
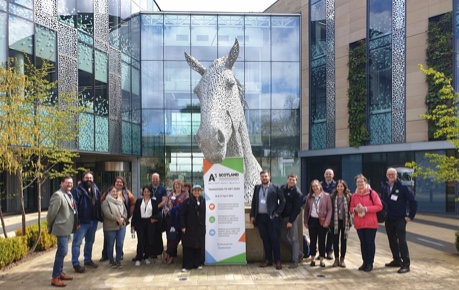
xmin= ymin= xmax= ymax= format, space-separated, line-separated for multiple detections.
xmin=154 ymin=0 xmax=278 ymax=13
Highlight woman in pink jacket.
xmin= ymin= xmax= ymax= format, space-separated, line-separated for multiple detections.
xmin=350 ymin=174 xmax=383 ymax=272
xmin=304 ymin=179 xmax=332 ymax=267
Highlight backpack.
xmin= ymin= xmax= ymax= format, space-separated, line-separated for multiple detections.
xmin=369 ymin=190 xmax=387 ymax=223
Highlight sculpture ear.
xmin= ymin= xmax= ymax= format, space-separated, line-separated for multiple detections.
xmin=225 ymin=38 xmax=239 ymax=70
xmin=185 ymin=52 xmax=206 ymax=76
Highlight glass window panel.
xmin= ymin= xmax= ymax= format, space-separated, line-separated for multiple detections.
xmin=35 ymin=26 xmax=57 ymax=63
xmin=0 ymin=12 xmax=7 ymax=64
xmin=132 ymin=123 xmax=141 ymax=155
xmin=120 ymin=20 xmax=130 ymax=57
xmin=272 ymin=16 xmax=300 ymax=61
xmin=122 ymin=121 xmax=132 ymax=154
xmin=272 ymin=62 xmax=300 ymax=108
xmin=95 ymin=116 xmax=108 ymax=152
xmin=122 ymin=62 xmax=131 ymax=121
xmin=369 ymin=0 xmax=392 ymax=40
xmin=9 ymin=3 xmax=33 ymax=21
xmin=9 ymin=15 xmax=33 ymax=57
xmin=245 ymin=16 xmax=270 ymax=61
xmin=131 ymin=15 xmax=140 ymax=61
xmin=58 ymin=0 xmax=76 ymax=27
xmin=190 ymin=15 xmax=217 ymax=61
xmin=132 ymin=68 xmax=141 ymax=123
xmin=165 ymin=109 xmax=194 ymax=137
xmin=121 ymin=0 xmax=130 ymax=20
xmin=95 ymin=50 xmax=108 ymax=83
xmin=271 ymin=110 xmax=299 ymax=158
xmin=164 ymin=15 xmax=190 ymax=61
xmin=142 ymin=109 xmax=165 ymax=157
xmin=270 ymin=156 xmax=300 ymax=185
xmin=11 ymin=0 xmax=33 ymax=9
xmin=218 ymin=15 xmax=244 ymax=60
xmin=142 ymin=60 xmax=163 ymax=108
xmin=77 ymin=0 xmax=94 ymax=35
xmin=79 ymin=113 xmax=95 ymax=151
xmin=109 ymin=0 xmax=121 ymax=48
xmin=164 ymin=61 xmax=191 ymax=109
xmin=78 ymin=42 xmax=94 ymax=113
xmin=244 ymin=62 xmax=271 ymax=109
xmin=78 ymin=42 xmax=93 ymax=73
xmin=245 ymin=109 xmax=270 ymax=156
xmin=141 ymin=14 xmax=163 ymax=60
xmin=95 ymin=51 xmax=108 ymax=116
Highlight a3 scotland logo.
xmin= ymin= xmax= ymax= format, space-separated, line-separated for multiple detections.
xmin=208 ymin=173 xmax=217 ymax=182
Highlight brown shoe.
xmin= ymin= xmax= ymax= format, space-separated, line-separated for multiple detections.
xmin=51 ymin=278 xmax=66 ymax=287
xmin=275 ymin=262 xmax=283 ymax=270
xmin=332 ymin=259 xmax=339 ymax=267
xmin=59 ymin=273 xmax=73 ymax=280
xmin=339 ymin=257 xmax=346 ymax=268
xmin=259 ymin=260 xmax=273 ymax=267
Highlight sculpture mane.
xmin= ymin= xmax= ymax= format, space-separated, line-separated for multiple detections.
xmin=185 ymin=38 xmax=261 ymax=204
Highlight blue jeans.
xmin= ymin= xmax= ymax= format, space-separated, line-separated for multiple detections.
xmin=105 ymin=227 xmax=126 ymax=263
xmin=72 ymin=220 xmax=98 ymax=266
xmin=257 ymin=214 xmax=281 ymax=263
xmin=52 ymin=236 xmax=69 ymax=278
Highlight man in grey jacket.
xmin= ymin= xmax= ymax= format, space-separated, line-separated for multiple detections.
xmin=47 ymin=176 xmax=78 ymax=287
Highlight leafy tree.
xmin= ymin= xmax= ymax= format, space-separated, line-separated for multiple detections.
xmin=0 ymin=57 xmax=86 ymax=250
xmin=406 ymin=65 xmax=459 ymax=182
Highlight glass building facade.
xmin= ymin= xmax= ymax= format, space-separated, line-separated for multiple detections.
xmin=140 ymin=13 xmax=301 ymax=190
xmin=0 ymin=1 xmax=301 ymax=212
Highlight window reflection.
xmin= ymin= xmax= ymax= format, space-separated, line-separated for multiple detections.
xmin=245 ymin=62 xmax=271 ymax=109
xmin=191 ymin=15 xmax=217 ymax=61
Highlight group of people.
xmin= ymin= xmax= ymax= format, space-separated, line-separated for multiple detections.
xmin=47 ymin=172 xmax=206 ymax=287
xmin=46 ymin=167 xmax=417 ymax=287
xmin=250 ymin=168 xmax=418 ymax=275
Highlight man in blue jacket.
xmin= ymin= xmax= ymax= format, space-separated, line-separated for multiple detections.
xmin=250 ymin=170 xmax=286 ymax=270
xmin=71 ymin=171 xmax=102 ymax=273
xmin=381 ymin=168 xmax=418 ymax=274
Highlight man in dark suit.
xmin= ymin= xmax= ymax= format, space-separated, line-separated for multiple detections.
xmin=250 ymin=170 xmax=286 ymax=270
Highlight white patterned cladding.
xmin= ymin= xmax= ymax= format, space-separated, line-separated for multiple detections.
xmin=94 ymin=0 xmax=109 ymax=52
xmin=34 ymin=0 xmax=58 ymax=30
xmin=109 ymin=46 xmax=122 ymax=122
xmin=391 ymin=0 xmax=406 ymax=143
xmin=58 ymin=21 xmax=77 ymax=56
xmin=326 ymin=0 xmax=335 ymax=148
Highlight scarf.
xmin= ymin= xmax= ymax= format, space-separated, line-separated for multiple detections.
xmin=333 ymin=194 xmax=350 ymax=239
xmin=106 ymin=194 xmax=126 ymax=220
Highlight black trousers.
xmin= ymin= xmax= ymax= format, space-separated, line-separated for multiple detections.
xmin=332 ymin=219 xmax=347 ymax=258
xmin=308 ymin=217 xmax=327 ymax=258
xmin=135 ymin=219 xmax=156 ymax=261
xmin=385 ymin=218 xmax=410 ymax=266
xmin=182 ymin=246 xmax=202 ymax=269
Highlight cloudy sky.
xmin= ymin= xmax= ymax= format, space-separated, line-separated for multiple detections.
xmin=154 ymin=0 xmax=277 ymax=12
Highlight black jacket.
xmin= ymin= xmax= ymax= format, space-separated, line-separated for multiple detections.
xmin=131 ymin=197 xmax=160 ymax=228
xmin=280 ymin=184 xmax=303 ymax=223
xmin=180 ymin=196 xmax=206 ymax=249
xmin=250 ymin=183 xmax=286 ymax=224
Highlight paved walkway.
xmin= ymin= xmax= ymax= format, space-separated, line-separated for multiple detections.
xmin=0 ymin=213 xmax=458 ymax=289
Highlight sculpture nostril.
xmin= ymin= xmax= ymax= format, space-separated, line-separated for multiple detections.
xmin=217 ymin=129 xmax=225 ymax=145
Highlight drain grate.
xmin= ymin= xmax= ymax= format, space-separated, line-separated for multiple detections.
xmin=179 ymin=277 xmax=187 ymax=281
xmin=315 ymin=274 xmax=326 ymax=278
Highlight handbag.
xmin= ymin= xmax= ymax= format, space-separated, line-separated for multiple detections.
xmin=369 ymin=191 xmax=387 ymax=223
xmin=319 ymin=217 xmax=326 ymax=226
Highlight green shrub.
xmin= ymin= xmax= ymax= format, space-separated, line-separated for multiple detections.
xmin=455 ymin=231 xmax=459 ymax=252
xmin=0 ymin=236 xmax=28 ymax=269
xmin=15 ymin=221 xmax=57 ymax=251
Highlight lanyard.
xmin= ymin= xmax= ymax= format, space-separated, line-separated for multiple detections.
xmin=314 ymin=195 xmax=321 ymax=215
xmin=261 ymin=187 xmax=268 ymax=198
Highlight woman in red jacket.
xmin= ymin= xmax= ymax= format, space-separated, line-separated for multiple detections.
xmin=350 ymin=174 xmax=382 ymax=272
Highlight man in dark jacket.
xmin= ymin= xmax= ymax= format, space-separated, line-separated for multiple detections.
xmin=381 ymin=168 xmax=418 ymax=274
xmin=250 ymin=170 xmax=286 ymax=270
xmin=71 ymin=171 xmax=102 ymax=273
xmin=280 ymin=173 xmax=303 ymax=268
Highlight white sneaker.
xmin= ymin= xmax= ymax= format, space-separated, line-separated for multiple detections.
xmin=181 ymin=268 xmax=188 ymax=272
xmin=135 ymin=261 xmax=140 ymax=266
xmin=197 ymin=266 xmax=203 ymax=270
xmin=145 ymin=258 xmax=151 ymax=265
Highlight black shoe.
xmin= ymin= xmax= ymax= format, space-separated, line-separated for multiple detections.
xmin=310 ymin=261 xmax=316 ymax=267
xmin=358 ymin=263 xmax=366 ymax=271
xmin=397 ymin=266 xmax=410 ymax=274
xmin=84 ymin=260 xmax=98 ymax=268
xmin=73 ymin=265 xmax=86 ymax=273
xmin=363 ymin=264 xmax=373 ymax=272
xmin=385 ymin=260 xmax=402 ymax=267
xmin=99 ymin=256 xmax=108 ymax=262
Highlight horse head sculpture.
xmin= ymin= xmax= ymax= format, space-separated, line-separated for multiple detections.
xmin=185 ymin=38 xmax=261 ymax=204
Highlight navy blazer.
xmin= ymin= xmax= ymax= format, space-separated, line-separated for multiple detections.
xmin=250 ymin=183 xmax=286 ymax=224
